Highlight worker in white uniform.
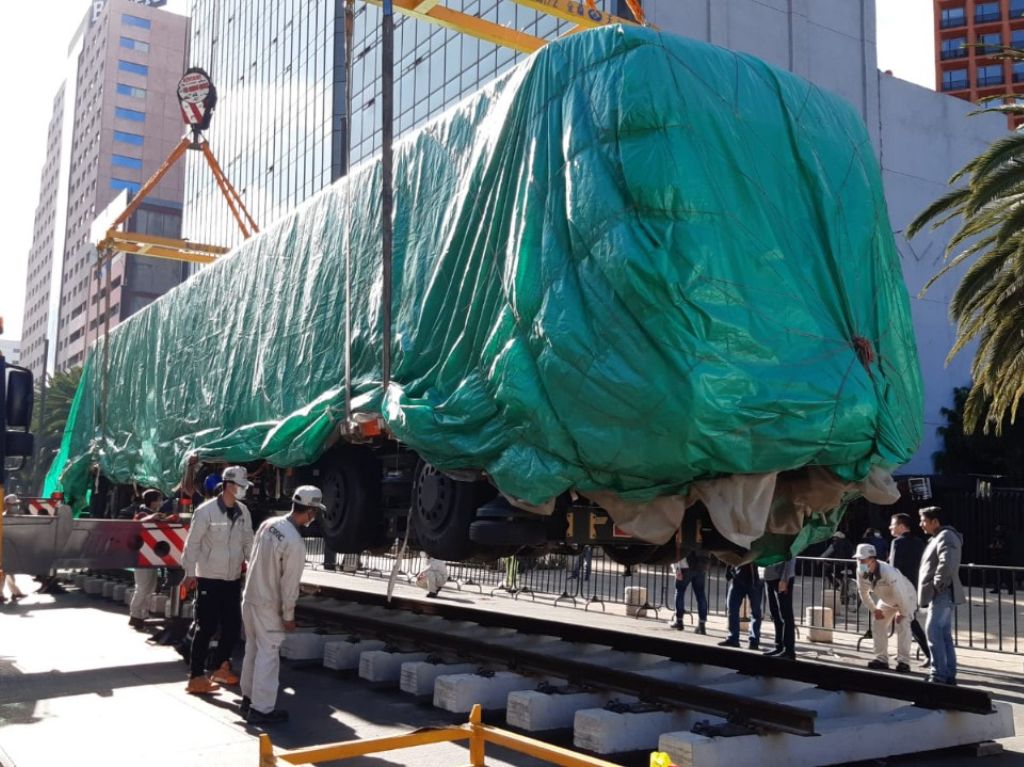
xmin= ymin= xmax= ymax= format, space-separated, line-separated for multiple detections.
xmin=855 ymin=542 xmax=918 ymax=673
xmin=239 ymin=485 xmax=323 ymax=724
xmin=416 ymin=557 xmax=448 ymax=598
xmin=128 ymin=489 xmax=165 ymax=628
xmin=2 ymin=494 xmax=27 ymax=603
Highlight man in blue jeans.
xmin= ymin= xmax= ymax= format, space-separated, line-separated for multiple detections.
xmin=718 ymin=563 xmax=762 ymax=649
xmin=917 ymin=506 xmax=965 ymax=685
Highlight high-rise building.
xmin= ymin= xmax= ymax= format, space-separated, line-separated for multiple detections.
xmin=0 ymin=339 xmax=22 ymax=366
xmin=19 ymin=0 xmax=189 ymax=376
xmin=935 ymin=0 xmax=1024 ymax=111
xmin=181 ymin=0 xmax=1008 ymax=474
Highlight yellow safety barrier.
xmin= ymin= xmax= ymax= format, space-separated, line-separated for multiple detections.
xmin=258 ymin=703 xmax=623 ymax=767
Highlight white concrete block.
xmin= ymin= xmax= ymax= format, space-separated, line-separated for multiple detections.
xmin=281 ymin=631 xmax=327 ymax=660
xmin=433 ymin=671 xmax=539 ymax=713
xmin=507 ymin=688 xmax=610 ymax=732
xmin=400 ymin=661 xmax=478 ymax=697
xmin=112 ymin=584 xmax=128 ymax=601
xmin=574 ymin=708 xmax=700 ymax=754
xmin=658 ymin=702 xmax=1015 ymax=767
xmin=84 ymin=577 xmax=105 ymax=595
xmin=805 ymin=606 xmax=834 ymax=643
xmin=625 ymin=586 xmax=648 ymax=616
xmin=147 ymin=594 xmax=167 ymax=614
xmin=359 ymin=651 xmax=429 ymax=684
xmin=102 ymin=581 xmax=117 ymax=598
xmin=323 ymin=638 xmax=387 ymax=671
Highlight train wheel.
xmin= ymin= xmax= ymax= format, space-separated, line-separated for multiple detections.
xmin=319 ymin=447 xmax=385 ymax=553
xmin=411 ymin=462 xmax=494 ymax=561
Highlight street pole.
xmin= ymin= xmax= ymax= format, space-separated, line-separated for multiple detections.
xmin=381 ymin=0 xmax=394 ymax=390
xmin=36 ymin=337 xmax=49 ymax=494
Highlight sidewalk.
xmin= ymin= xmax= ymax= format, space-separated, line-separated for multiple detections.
xmin=0 ymin=575 xmax=537 ymax=767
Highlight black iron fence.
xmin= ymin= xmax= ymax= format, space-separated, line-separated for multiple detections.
xmin=304 ymin=540 xmax=1024 ymax=655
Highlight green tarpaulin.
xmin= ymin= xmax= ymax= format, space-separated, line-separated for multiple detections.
xmin=46 ymin=26 xmax=922 ymax=551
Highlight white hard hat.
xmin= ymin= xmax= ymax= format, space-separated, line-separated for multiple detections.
xmin=292 ymin=485 xmax=326 ymax=511
xmin=3 ymin=494 xmax=18 ymax=506
xmin=221 ymin=466 xmax=250 ymax=489
xmin=855 ymin=543 xmax=877 ymax=560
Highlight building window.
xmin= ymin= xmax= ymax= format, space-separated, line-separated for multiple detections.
xmin=1014 ymin=61 xmax=1024 ymax=82
xmin=1013 ymin=29 xmax=1024 ymax=48
xmin=1012 ymin=0 xmax=1024 ymax=17
xmin=977 ymin=32 xmax=1002 ymax=54
xmin=114 ymin=106 xmax=145 ymax=122
xmin=977 ymin=63 xmax=1004 ymax=86
xmin=118 ymin=60 xmax=149 ymax=76
xmin=941 ymin=37 xmax=967 ymax=59
xmin=120 ymin=37 xmax=151 ymax=53
xmin=123 ymin=14 xmax=151 ymax=29
xmin=112 ymin=154 xmax=143 ymax=170
xmin=940 ymin=6 xmax=966 ymax=28
xmin=116 ymin=83 xmax=146 ymax=99
xmin=113 ymin=129 xmax=143 ymax=144
xmin=942 ymin=68 xmax=969 ymax=90
xmin=975 ymin=2 xmax=1001 ymax=23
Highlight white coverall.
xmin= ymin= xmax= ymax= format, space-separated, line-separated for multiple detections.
xmin=857 ymin=560 xmax=919 ymax=666
xmin=240 ymin=515 xmax=306 ymax=715
xmin=416 ymin=558 xmax=447 ymax=594
xmin=130 ymin=569 xmax=159 ymax=620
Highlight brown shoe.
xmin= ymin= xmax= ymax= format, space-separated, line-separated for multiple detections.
xmin=186 ymin=676 xmax=221 ymax=695
xmin=210 ymin=661 xmax=239 ymax=686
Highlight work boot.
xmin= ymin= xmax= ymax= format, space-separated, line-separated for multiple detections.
xmin=695 ymin=622 xmax=706 ymax=635
xmin=210 ymin=661 xmax=240 ymax=686
xmin=247 ymin=708 xmax=289 ymax=725
xmin=186 ymin=676 xmax=221 ymax=695
xmin=762 ymin=647 xmax=785 ymax=657
xmin=128 ymin=617 xmax=146 ymax=629
xmin=748 ymin=639 xmax=759 ymax=650
xmin=668 ymin=616 xmax=684 ymax=631
xmin=239 ymin=696 xmax=251 ymax=716
xmin=717 ymin=638 xmax=740 ymax=648
xmin=866 ymin=659 xmax=889 ymax=671
xmin=894 ymin=662 xmax=911 ymax=674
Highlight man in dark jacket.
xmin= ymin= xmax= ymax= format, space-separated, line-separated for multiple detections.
xmin=717 ymin=562 xmax=762 ymax=650
xmin=888 ymin=513 xmax=930 ymax=667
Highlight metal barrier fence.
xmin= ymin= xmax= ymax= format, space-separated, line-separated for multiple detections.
xmin=303 ymin=539 xmax=1024 ymax=654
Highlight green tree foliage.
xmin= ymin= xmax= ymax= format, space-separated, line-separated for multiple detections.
xmin=907 ymin=73 xmax=1024 ymax=435
xmin=8 ymin=367 xmax=82 ymax=495
xmin=933 ymin=386 xmax=1024 ymax=483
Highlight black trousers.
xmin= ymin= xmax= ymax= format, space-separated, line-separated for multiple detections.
xmin=910 ymin=617 xmax=931 ymax=660
xmin=766 ymin=577 xmax=795 ymax=653
xmin=190 ymin=577 xmax=242 ymax=679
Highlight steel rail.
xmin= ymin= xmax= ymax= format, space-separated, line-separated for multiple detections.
xmin=299 ymin=584 xmax=995 ymax=716
xmin=298 ymin=598 xmax=819 ymax=735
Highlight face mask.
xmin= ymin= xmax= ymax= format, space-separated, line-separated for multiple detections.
xmin=857 ymin=563 xmax=870 ymax=575
xmin=233 ymin=484 xmax=247 ymax=500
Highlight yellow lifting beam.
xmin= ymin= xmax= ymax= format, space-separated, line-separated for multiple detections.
xmin=257 ymin=704 xmax=624 ymax=767
xmin=359 ymin=0 xmax=646 ymax=54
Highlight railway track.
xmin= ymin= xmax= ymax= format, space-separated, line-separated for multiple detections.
xmin=292 ymin=578 xmax=1014 ymax=766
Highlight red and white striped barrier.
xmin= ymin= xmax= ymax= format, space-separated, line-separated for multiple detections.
xmin=137 ymin=522 xmax=187 ymax=567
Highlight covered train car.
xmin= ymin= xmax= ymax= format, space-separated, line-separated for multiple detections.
xmin=45 ymin=25 xmax=922 ymax=564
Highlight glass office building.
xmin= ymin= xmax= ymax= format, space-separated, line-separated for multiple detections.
xmin=184 ymin=0 xmax=626 ymax=247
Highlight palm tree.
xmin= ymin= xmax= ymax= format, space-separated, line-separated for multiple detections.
xmin=8 ymin=367 xmax=82 ymax=495
xmin=907 ymin=108 xmax=1024 ymax=435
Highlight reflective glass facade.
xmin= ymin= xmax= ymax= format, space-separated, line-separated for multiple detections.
xmin=184 ymin=0 xmax=346 ymax=247
xmin=185 ymin=0 xmax=625 ymax=247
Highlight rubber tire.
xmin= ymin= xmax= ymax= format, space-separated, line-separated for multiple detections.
xmin=468 ymin=519 xmax=548 ymax=547
xmin=410 ymin=462 xmax=495 ymax=561
xmin=319 ymin=447 xmax=386 ymax=553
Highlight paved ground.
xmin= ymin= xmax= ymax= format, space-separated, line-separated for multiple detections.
xmin=2 ymin=570 xmax=1024 ymax=767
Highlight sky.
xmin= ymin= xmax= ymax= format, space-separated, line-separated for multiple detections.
xmin=0 ymin=0 xmax=935 ymax=343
